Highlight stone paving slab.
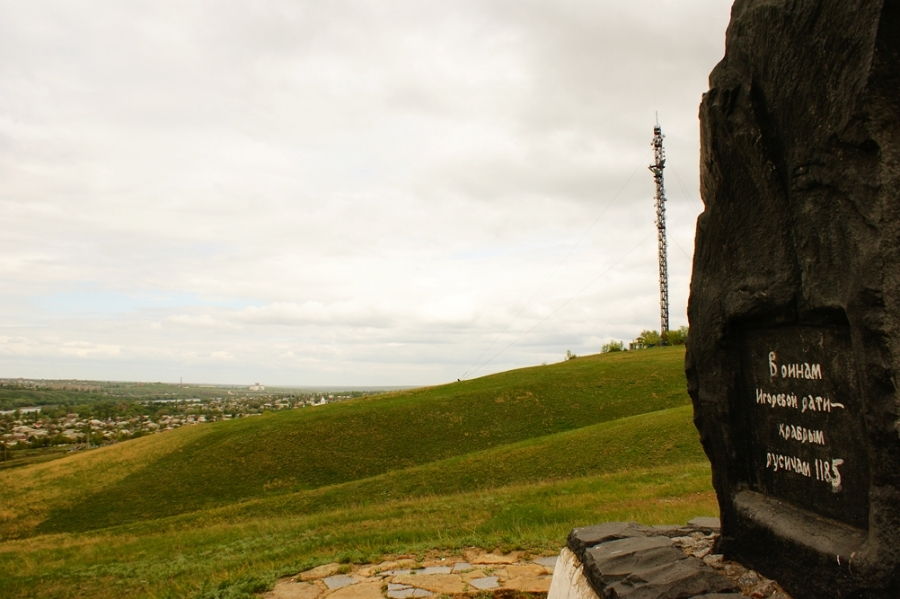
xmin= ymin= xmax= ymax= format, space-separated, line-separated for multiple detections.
xmin=469 ymin=576 xmax=499 ymax=590
xmin=328 ymin=580 xmax=384 ymax=599
xmin=263 ymin=580 xmax=323 ymax=599
xmin=418 ymin=566 xmax=452 ymax=575
xmin=322 ymin=575 xmax=358 ymax=590
xmin=357 ymin=561 xmax=405 ymax=577
xmin=501 ymin=575 xmax=553 ymax=593
xmin=465 ymin=550 xmax=519 ymax=564
xmin=391 ymin=573 xmax=466 ymax=594
xmin=506 ymin=564 xmax=550 ymax=578
xmin=386 ymin=587 xmax=433 ymax=599
xmin=299 ymin=563 xmax=342 ymax=581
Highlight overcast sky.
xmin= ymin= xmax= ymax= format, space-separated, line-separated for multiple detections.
xmin=0 ymin=0 xmax=733 ymax=386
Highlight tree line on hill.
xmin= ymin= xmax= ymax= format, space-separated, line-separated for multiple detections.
xmin=564 ymin=327 xmax=688 ymax=361
xmin=600 ymin=326 xmax=689 ymax=354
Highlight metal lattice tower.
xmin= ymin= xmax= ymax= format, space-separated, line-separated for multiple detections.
xmin=649 ymin=119 xmax=669 ymax=343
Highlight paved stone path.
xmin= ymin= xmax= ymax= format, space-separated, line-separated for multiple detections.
xmin=263 ymin=549 xmax=557 ymax=599
xmin=263 ymin=521 xmax=791 ymax=599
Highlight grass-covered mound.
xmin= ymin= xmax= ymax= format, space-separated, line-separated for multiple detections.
xmin=0 ymin=346 xmax=715 ymax=599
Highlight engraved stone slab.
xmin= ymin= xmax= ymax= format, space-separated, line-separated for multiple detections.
xmin=739 ymin=326 xmax=870 ymax=528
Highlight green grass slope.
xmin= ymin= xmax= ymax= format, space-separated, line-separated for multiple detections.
xmin=132 ymin=404 xmax=705 ymax=531
xmin=8 ymin=347 xmax=691 ymax=536
xmin=0 ymin=463 xmax=716 ymax=599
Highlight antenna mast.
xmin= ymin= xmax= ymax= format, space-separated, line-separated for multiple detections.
xmin=649 ymin=118 xmax=669 ymax=343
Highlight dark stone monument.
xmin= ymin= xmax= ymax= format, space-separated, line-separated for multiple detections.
xmin=687 ymin=1 xmax=899 ymax=598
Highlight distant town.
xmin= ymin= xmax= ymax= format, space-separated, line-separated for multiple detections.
xmin=0 ymin=378 xmax=397 ymax=457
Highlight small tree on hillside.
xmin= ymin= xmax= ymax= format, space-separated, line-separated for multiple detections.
xmin=639 ymin=330 xmax=661 ymax=346
xmin=565 ymin=350 xmax=577 ymax=360
xmin=601 ymin=340 xmax=624 ymax=353
xmin=667 ymin=326 xmax=689 ymax=345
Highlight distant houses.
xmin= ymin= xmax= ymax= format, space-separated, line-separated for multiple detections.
xmin=1 ymin=387 xmax=371 ymax=452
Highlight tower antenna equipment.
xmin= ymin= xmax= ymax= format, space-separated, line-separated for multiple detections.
xmin=649 ymin=120 xmax=669 ymax=344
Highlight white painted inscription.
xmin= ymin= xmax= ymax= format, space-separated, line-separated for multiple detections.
xmin=766 ymin=452 xmax=811 ymax=477
xmin=814 ymin=458 xmax=844 ymax=493
xmin=755 ymin=388 xmax=845 ymax=413
xmin=756 ymin=388 xmax=799 ymax=409
xmin=801 ymin=395 xmax=844 ymax=413
xmin=769 ymin=351 xmax=822 ymax=380
xmin=761 ymin=351 xmax=846 ymax=494
xmin=778 ymin=423 xmax=825 ymax=445
xmin=766 ymin=453 xmax=844 ymax=493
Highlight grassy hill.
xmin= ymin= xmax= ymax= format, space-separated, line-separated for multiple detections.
xmin=0 ymin=347 xmax=715 ymax=599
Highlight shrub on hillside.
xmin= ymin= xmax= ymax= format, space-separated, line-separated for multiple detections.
xmin=638 ymin=330 xmax=661 ymax=346
xmin=631 ymin=327 xmax=688 ymax=348
xmin=667 ymin=326 xmax=689 ymax=345
xmin=601 ymin=340 xmax=624 ymax=353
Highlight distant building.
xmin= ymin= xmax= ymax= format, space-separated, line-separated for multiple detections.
xmin=248 ymin=383 xmax=265 ymax=391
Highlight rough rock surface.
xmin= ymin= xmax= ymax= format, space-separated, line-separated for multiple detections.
xmin=687 ymin=1 xmax=900 ymax=598
xmin=555 ymin=520 xmax=790 ymax=599
xmin=564 ymin=520 xmax=738 ymax=599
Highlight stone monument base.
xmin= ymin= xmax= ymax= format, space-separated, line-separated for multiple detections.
xmin=548 ymin=519 xmax=791 ymax=599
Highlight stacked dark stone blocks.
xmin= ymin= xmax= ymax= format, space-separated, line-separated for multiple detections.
xmin=567 ymin=521 xmax=737 ymax=599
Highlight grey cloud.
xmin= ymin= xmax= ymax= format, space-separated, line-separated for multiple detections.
xmin=0 ymin=0 xmax=725 ymax=384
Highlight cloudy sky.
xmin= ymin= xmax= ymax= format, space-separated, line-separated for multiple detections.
xmin=1 ymin=0 xmax=732 ymax=386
